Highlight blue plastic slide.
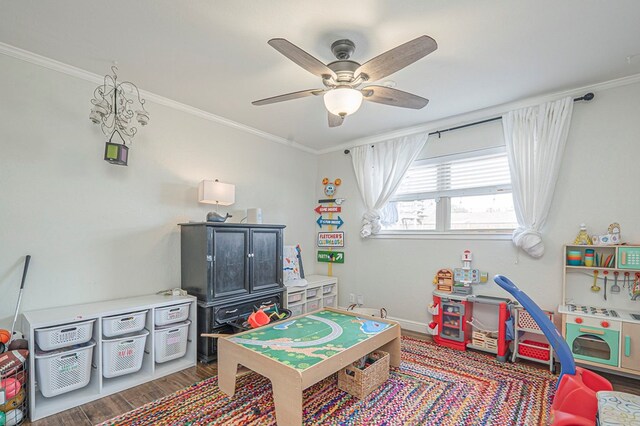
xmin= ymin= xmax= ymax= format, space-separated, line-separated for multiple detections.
xmin=493 ymin=274 xmax=575 ymax=384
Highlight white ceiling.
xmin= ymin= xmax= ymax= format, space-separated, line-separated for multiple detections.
xmin=2 ymin=1 xmax=640 ymax=152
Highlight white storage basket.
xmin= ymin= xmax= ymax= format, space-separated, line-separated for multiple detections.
xmin=289 ymin=304 xmax=304 ymax=316
xmin=322 ymin=284 xmax=335 ymax=295
xmin=154 ymin=320 xmax=190 ymax=363
xmin=306 ymin=300 xmax=320 ymax=311
xmin=102 ymin=329 xmax=149 ymax=378
xmin=35 ymin=320 xmax=95 ymax=351
xmin=103 ymin=310 xmax=148 ymax=338
xmin=35 ymin=340 xmax=96 ymax=397
xmin=154 ymin=303 xmax=190 ymax=327
xmin=287 ymin=292 xmax=304 ymax=304
xmin=323 ymin=295 xmax=336 ymax=307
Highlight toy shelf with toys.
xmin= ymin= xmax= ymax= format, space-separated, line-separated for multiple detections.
xmin=562 ymin=244 xmax=640 ymax=310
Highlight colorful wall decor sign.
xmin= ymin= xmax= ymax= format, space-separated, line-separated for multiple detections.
xmin=317 ymin=250 xmax=344 ymax=263
xmin=317 ymin=232 xmax=344 ymax=248
xmin=322 ymin=177 xmax=341 ymax=197
xmin=314 ymin=205 xmax=342 ymax=214
xmin=316 ymin=216 xmax=344 ymax=228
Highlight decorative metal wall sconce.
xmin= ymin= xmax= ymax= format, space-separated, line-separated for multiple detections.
xmin=90 ymin=66 xmax=150 ymax=166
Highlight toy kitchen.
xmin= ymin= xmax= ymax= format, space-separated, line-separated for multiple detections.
xmin=561 ymin=243 xmax=640 ymax=376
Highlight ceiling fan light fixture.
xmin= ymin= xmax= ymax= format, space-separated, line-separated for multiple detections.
xmin=254 ymin=36 xmax=437 ymax=126
xmin=323 ymin=87 xmax=363 ymax=117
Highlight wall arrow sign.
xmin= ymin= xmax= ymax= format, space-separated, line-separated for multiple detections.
xmin=314 ymin=205 xmax=341 ymax=214
xmin=316 ymin=216 xmax=344 ymax=228
xmin=317 ymin=250 xmax=344 ymax=263
xmin=318 ymin=198 xmax=345 ymax=205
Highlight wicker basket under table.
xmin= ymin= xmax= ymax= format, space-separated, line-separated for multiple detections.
xmin=337 ymin=350 xmax=390 ymax=399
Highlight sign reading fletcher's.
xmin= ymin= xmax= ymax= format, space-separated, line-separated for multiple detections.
xmin=317 ymin=232 xmax=344 ymax=248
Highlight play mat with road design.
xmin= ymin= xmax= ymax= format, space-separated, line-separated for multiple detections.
xmin=228 ymin=309 xmax=391 ymax=370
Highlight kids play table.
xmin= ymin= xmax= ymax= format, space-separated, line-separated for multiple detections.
xmin=217 ymin=307 xmax=401 ymax=426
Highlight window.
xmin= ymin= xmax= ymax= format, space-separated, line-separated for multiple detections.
xmin=382 ymin=147 xmax=517 ymax=233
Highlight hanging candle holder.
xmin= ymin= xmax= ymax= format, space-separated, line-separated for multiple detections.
xmin=103 ymin=130 xmax=129 ymax=166
xmin=90 ymin=66 xmax=149 ymax=166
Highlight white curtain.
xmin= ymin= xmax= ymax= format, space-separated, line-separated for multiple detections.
xmin=502 ymin=96 xmax=574 ymax=258
xmin=351 ymin=134 xmax=428 ymax=238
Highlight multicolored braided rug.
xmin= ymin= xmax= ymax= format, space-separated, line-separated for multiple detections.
xmin=100 ymin=337 xmax=556 ymax=425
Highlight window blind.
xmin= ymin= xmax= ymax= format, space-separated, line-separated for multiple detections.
xmin=394 ymin=148 xmax=511 ymax=201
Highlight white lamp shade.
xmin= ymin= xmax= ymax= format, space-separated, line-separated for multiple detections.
xmin=323 ymin=88 xmax=363 ymax=117
xmin=198 ymin=180 xmax=235 ymax=205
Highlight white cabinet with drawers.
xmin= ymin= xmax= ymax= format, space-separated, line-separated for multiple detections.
xmin=284 ymin=275 xmax=338 ymax=316
xmin=22 ymin=294 xmax=197 ymax=421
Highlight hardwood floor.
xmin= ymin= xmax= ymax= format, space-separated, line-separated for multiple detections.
xmin=24 ymin=331 xmax=639 ymax=425
xmin=25 ymin=363 xmax=218 ymax=426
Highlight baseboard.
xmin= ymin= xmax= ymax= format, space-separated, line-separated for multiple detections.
xmin=386 ymin=316 xmax=427 ymax=333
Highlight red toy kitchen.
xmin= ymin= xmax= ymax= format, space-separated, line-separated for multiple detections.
xmin=430 ymin=292 xmax=512 ymax=362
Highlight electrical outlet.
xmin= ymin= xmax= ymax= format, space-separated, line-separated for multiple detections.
xmin=357 ymin=294 xmax=364 ymax=305
xmin=349 ymin=293 xmax=355 ymax=303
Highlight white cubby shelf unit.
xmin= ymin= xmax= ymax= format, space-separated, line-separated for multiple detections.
xmin=284 ymin=275 xmax=338 ymax=316
xmin=22 ymin=294 xmax=197 ymax=421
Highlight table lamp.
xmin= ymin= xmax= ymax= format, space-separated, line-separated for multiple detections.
xmin=198 ymin=179 xmax=235 ymax=222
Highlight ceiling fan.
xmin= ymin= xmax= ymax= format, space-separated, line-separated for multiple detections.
xmin=252 ymin=35 xmax=438 ymax=127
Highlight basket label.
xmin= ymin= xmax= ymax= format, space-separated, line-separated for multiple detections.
xmin=61 ymin=331 xmax=78 ymax=339
xmin=166 ymin=336 xmax=180 ymax=345
xmin=167 ymin=312 xmax=180 ymax=320
xmin=59 ymin=361 xmax=79 ymax=373
xmin=118 ymin=348 xmax=134 ymax=358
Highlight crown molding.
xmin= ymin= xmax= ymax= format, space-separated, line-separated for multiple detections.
xmin=4 ymin=41 xmax=640 ymax=157
xmin=0 ymin=42 xmax=318 ymax=155
xmin=320 ymin=72 xmax=640 ymax=155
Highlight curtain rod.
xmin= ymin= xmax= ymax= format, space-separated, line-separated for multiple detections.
xmin=344 ymin=92 xmax=594 ymax=154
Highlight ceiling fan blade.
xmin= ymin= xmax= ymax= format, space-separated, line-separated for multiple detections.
xmin=355 ymin=35 xmax=437 ymax=82
xmin=361 ymin=85 xmax=429 ymax=109
xmin=252 ymin=89 xmax=326 ymax=106
xmin=268 ymin=38 xmax=337 ymax=80
xmin=328 ymin=112 xmax=344 ymax=127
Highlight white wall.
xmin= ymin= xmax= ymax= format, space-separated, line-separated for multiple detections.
xmin=3 ymin=51 xmax=639 ymax=334
xmin=317 ymin=81 xmax=640 ymax=329
xmin=0 ymin=54 xmax=317 ymax=325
